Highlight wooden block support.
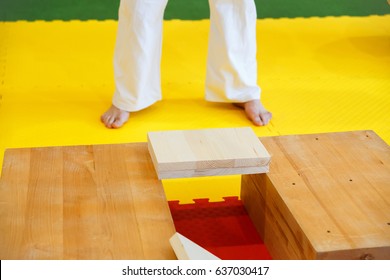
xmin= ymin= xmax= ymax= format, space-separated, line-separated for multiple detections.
xmin=147 ymin=127 xmax=271 ymax=179
xmin=169 ymin=233 xmax=220 ymax=260
xmin=0 ymin=143 xmax=176 ymax=260
xmin=241 ymin=131 xmax=390 ymax=260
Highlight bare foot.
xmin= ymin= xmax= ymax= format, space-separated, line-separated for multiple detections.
xmin=235 ymin=100 xmax=272 ymax=126
xmin=101 ymin=105 xmax=130 ymax=128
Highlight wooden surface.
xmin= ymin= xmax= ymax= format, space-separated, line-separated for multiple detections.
xmin=241 ymin=130 xmax=390 ymax=259
xmin=169 ymin=233 xmax=220 ymax=260
xmin=0 ymin=143 xmax=176 ymax=260
xmin=148 ymin=127 xmax=271 ymax=179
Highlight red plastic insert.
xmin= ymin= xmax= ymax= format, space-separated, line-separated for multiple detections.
xmin=168 ymin=196 xmax=272 ymax=260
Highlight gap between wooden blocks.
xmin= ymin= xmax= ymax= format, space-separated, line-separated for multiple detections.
xmin=148 ymin=127 xmax=271 ymax=259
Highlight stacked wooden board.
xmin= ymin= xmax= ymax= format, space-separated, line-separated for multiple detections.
xmin=148 ymin=127 xmax=271 ymax=179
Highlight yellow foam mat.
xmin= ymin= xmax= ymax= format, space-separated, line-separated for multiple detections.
xmin=0 ymin=16 xmax=389 ymax=203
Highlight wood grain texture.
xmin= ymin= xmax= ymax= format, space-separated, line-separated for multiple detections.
xmin=241 ymin=131 xmax=390 ymax=259
xmin=0 ymin=143 xmax=176 ymax=260
xmin=148 ymin=127 xmax=271 ymax=179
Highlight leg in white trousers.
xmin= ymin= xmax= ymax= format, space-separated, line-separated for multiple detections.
xmin=112 ymin=0 xmax=168 ymax=112
xmin=112 ymin=0 xmax=260 ymax=111
xmin=205 ymin=0 xmax=260 ymax=103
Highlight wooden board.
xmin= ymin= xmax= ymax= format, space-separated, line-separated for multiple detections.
xmin=241 ymin=130 xmax=390 ymax=260
xmin=147 ymin=127 xmax=271 ymax=179
xmin=0 ymin=143 xmax=176 ymax=260
xmin=169 ymin=233 xmax=220 ymax=260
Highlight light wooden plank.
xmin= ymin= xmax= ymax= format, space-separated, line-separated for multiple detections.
xmin=169 ymin=233 xmax=220 ymax=260
xmin=157 ymin=165 xmax=269 ymax=179
xmin=0 ymin=143 xmax=176 ymax=260
xmin=0 ymin=149 xmax=31 ymax=259
xmin=148 ymin=127 xmax=271 ymax=179
xmin=242 ymin=131 xmax=390 ymax=259
xmin=62 ymin=145 xmax=103 ymax=259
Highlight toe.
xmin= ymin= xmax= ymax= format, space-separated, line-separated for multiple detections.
xmin=112 ymin=112 xmax=129 ymax=129
xmin=101 ymin=105 xmax=129 ymax=129
xmin=105 ymin=116 xmax=116 ymax=128
xmin=101 ymin=111 xmax=114 ymax=128
xmin=253 ymin=116 xmax=264 ymax=126
xmin=112 ymin=118 xmax=125 ymax=129
xmin=101 ymin=112 xmax=109 ymax=124
xmin=260 ymin=112 xmax=272 ymax=126
xmin=247 ymin=110 xmax=264 ymax=126
xmin=241 ymin=100 xmax=272 ymax=126
xmin=101 ymin=115 xmax=110 ymax=127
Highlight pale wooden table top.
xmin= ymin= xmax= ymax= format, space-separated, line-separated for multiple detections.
xmin=0 ymin=143 xmax=176 ymax=260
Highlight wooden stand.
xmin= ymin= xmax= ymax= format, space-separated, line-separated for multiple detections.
xmin=0 ymin=143 xmax=176 ymax=260
xmin=241 ymin=130 xmax=390 ymax=259
xmin=2 ymin=128 xmax=388 ymax=260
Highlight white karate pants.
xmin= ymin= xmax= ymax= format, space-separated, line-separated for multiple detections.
xmin=112 ymin=0 xmax=261 ymax=112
